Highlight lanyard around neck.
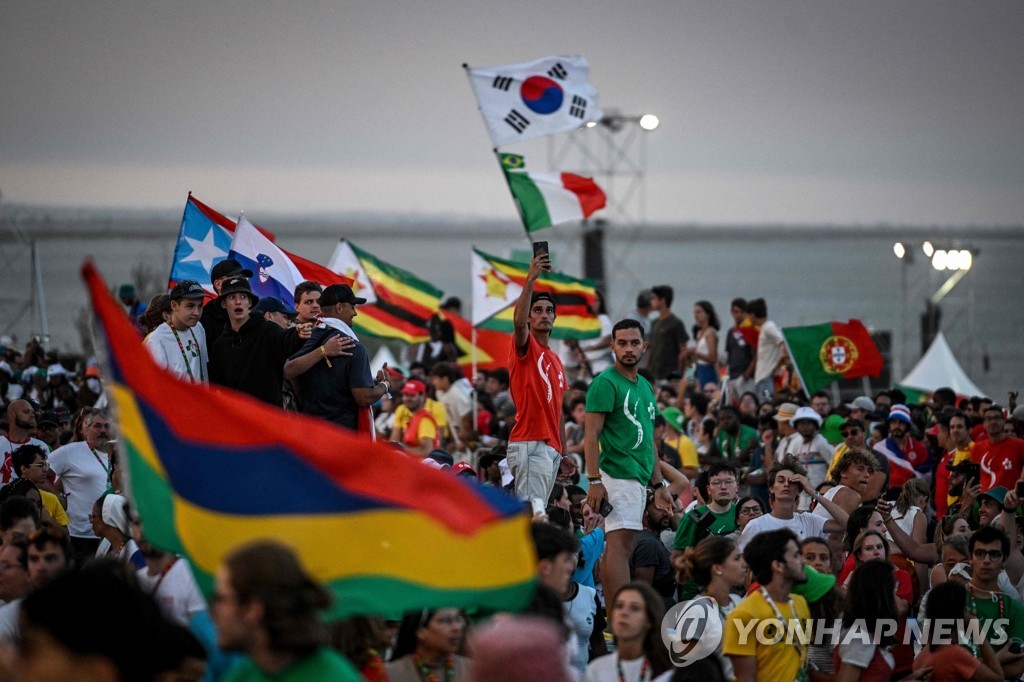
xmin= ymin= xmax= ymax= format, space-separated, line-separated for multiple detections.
xmin=168 ymin=323 xmax=204 ymax=384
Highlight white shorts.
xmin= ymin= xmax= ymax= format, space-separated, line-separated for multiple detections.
xmin=601 ymin=471 xmax=645 ymax=532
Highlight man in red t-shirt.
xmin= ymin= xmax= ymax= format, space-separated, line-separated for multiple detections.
xmin=507 ymin=250 xmax=567 ymax=503
xmin=971 ymin=404 xmax=1024 ymax=492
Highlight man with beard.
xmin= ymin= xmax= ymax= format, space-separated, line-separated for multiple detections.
xmin=934 ymin=410 xmax=974 ymax=515
xmin=874 ymin=404 xmax=929 ymax=490
xmin=48 ymin=410 xmax=113 ymax=560
xmin=2 ymin=399 xmax=49 ymax=485
xmin=971 ymin=405 xmax=1024 ymax=492
xmin=724 ymin=528 xmax=810 ymax=682
xmin=713 ymin=405 xmax=759 ymax=466
xmin=585 ymin=319 xmax=674 ymax=607
xmin=629 ymin=487 xmax=676 ymax=609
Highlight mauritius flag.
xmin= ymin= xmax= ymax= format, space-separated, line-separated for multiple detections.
xmin=500 ymin=153 xmax=606 ymax=233
xmin=471 ymin=247 xmax=601 ymax=340
xmin=327 ymin=240 xmax=443 ymax=345
xmin=782 ymin=320 xmax=884 ymax=395
xmin=82 ymin=262 xmax=535 ymax=618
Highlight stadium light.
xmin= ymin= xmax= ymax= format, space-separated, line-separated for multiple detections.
xmin=893 ymin=242 xmax=906 ymax=259
xmin=639 ymin=114 xmax=660 ymax=131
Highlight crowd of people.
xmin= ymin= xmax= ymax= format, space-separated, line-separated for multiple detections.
xmin=0 ymin=250 xmax=1023 ymax=681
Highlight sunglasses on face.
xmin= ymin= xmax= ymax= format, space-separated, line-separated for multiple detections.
xmin=841 ymin=429 xmax=862 ymax=437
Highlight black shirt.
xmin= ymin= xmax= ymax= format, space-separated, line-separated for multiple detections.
xmin=208 ymin=316 xmax=303 ymax=406
xmin=289 ymin=328 xmax=373 ymax=430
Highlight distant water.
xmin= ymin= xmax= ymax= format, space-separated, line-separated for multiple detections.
xmin=2 ymin=214 xmax=1021 ymax=399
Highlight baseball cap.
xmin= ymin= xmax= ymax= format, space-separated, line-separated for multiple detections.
xmin=887 ymin=404 xmax=912 ymax=424
xmin=401 ymin=379 xmax=427 ymax=395
xmin=428 ymin=449 xmax=454 ymax=466
xmin=211 ymin=258 xmax=253 ymax=282
xmin=252 ymin=297 xmax=297 ymax=317
xmin=845 ymin=396 xmax=875 ymax=413
xmin=218 ymin=276 xmax=259 ymax=307
xmin=791 ymin=406 xmax=823 ymax=427
xmin=451 ymin=461 xmax=476 ymax=477
xmin=320 ymin=284 xmax=366 ymax=307
xmin=946 ymin=460 xmax=978 ymax=475
xmin=773 ymin=403 xmax=799 ymax=422
xmin=37 ymin=411 xmax=60 ymax=428
xmin=118 ymin=283 xmax=136 ymax=298
xmin=170 ymin=280 xmax=206 ymax=301
xmin=530 ymin=292 xmax=556 ymax=309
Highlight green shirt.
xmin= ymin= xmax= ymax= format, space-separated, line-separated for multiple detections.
xmin=715 ymin=424 xmax=759 ymax=460
xmin=586 ymin=367 xmax=657 ymax=482
xmin=672 ymin=504 xmax=738 ymax=600
xmin=969 ymin=589 xmax=1024 ymax=650
xmin=224 ymin=648 xmax=362 ymax=682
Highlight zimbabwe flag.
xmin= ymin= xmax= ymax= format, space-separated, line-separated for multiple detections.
xmin=782 ymin=320 xmax=884 ymax=394
xmin=442 ymin=309 xmax=511 ymax=372
xmin=328 ymin=240 xmax=443 ymax=344
xmin=471 ymin=247 xmax=601 ymax=341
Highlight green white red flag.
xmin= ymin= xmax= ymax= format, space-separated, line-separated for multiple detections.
xmin=499 ymin=153 xmax=605 ymax=233
xmin=782 ymin=320 xmax=884 ymax=394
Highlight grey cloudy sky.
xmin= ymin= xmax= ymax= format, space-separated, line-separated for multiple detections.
xmin=2 ymin=1 xmax=1022 ymax=224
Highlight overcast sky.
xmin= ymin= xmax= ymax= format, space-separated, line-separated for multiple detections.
xmin=2 ymin=1 xmax=1022 ymax=225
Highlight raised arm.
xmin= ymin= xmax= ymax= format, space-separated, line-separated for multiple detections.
xmin=512 ymin=254 xmax=549 ymax=355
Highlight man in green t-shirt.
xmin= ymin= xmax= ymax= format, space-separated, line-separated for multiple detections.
xmin=585 ymin=319 xmax=674 ymax=606
xmin=966 ymin=525 xmax=1024 ymax=679
xmin=670 ymin=462 xmax=740 ymax=600
xmin=713 ymin=405 xmax=759 ymax=465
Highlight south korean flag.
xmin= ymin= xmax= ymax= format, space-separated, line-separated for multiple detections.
xmin=465 ymin=54 xmax=603 ymax=147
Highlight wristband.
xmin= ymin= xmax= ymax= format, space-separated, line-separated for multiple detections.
xmin=319 ymin=345 xmax=333 ymax=368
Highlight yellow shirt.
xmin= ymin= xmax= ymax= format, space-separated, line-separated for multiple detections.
xmin=394 ymin=399 xmax=448 ymax=437
xmin=723 ymin=589 xmax=810 ymax=680
xmin=946 ymin=442 xmax=973 ymax=507
xmin=665 ymin=434 xmax=700 ymax=469
xmin=41 ymin=489 xmax=69 ymax=526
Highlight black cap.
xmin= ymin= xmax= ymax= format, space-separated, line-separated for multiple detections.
xmin=37 ymin=411 xmax=59 ymax=428
xmin=218 ymin=276 xmax=259 ymax=307
xmin=530 ymin=291 xmax=556 ymax=309
xmin=169 ymin=280 xmax=206 ymax=301
xmin=211 ymin=258 xmax=254 ymax=282
xmin=320 ymin=284 xmax=367 ymax=307
xmin=428 ymin=449 xmax=454 ymax=466
xmin=252 ymin=297 xmax=297 ymax=317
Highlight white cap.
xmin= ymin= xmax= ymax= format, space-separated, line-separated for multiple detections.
xmin=791 ymin=406 xmax=823 ymax=427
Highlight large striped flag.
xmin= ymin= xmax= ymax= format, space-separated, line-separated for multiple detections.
xmin=168 ymin=194 xmax=276 ymax=298
xmin=442 ymin=309 xmax=511 ymax=372
xmin=229 ymin=217 xmax=352 ymax=307
xmin=471 ymin=248 xmax=601 ymax=340
xmin=81 ymin=262 xmax=535 ymax=617
xmin=327 ymin=240 xmax=443 ymax=345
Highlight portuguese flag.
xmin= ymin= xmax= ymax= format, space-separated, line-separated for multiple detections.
xmin=782 ymin=320 xmax=883 ymax=394
xmin=499 ymin=153 xmax=606 ymax=233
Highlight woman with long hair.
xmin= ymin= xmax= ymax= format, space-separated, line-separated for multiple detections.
xmin=583 ymin=582 xmax=671 ymax=682
xmin=674 ymin=536 xmax=748 ymax=680
xmin=887 ymin=478 xmax=930 ymax=595
xmin=913 ymin=581 xmax=1003 ymax=681
xmin=838 ymin=505 xmax=889 ymax=584
xmin=687 ymin=300 xmax=720 ymax=392
xmin=386 ymin=608 xmax=469 ymax=682
xmin=835 ymin=559 xmax=899 ymax=680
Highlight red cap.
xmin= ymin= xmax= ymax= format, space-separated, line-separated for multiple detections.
xmin=452 ymin=461 xmax=476 ymax=476
xmin=401 ymin=379 xmax=427 ymax=395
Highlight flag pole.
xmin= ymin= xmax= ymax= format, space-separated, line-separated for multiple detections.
xmin=167 ymin=192 xmax=194 ymax=292
xmin=780 ymin=334 xmax=811 ymax=398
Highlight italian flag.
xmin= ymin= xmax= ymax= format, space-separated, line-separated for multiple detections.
xmin=782 ymin=320 xmax=884 ymax=394
xmin=499 ymin=153 xmax=606 ymax=233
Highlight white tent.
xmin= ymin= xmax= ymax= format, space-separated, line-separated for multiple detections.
xmin=900 ymin=331 xmax=986 ymax=397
